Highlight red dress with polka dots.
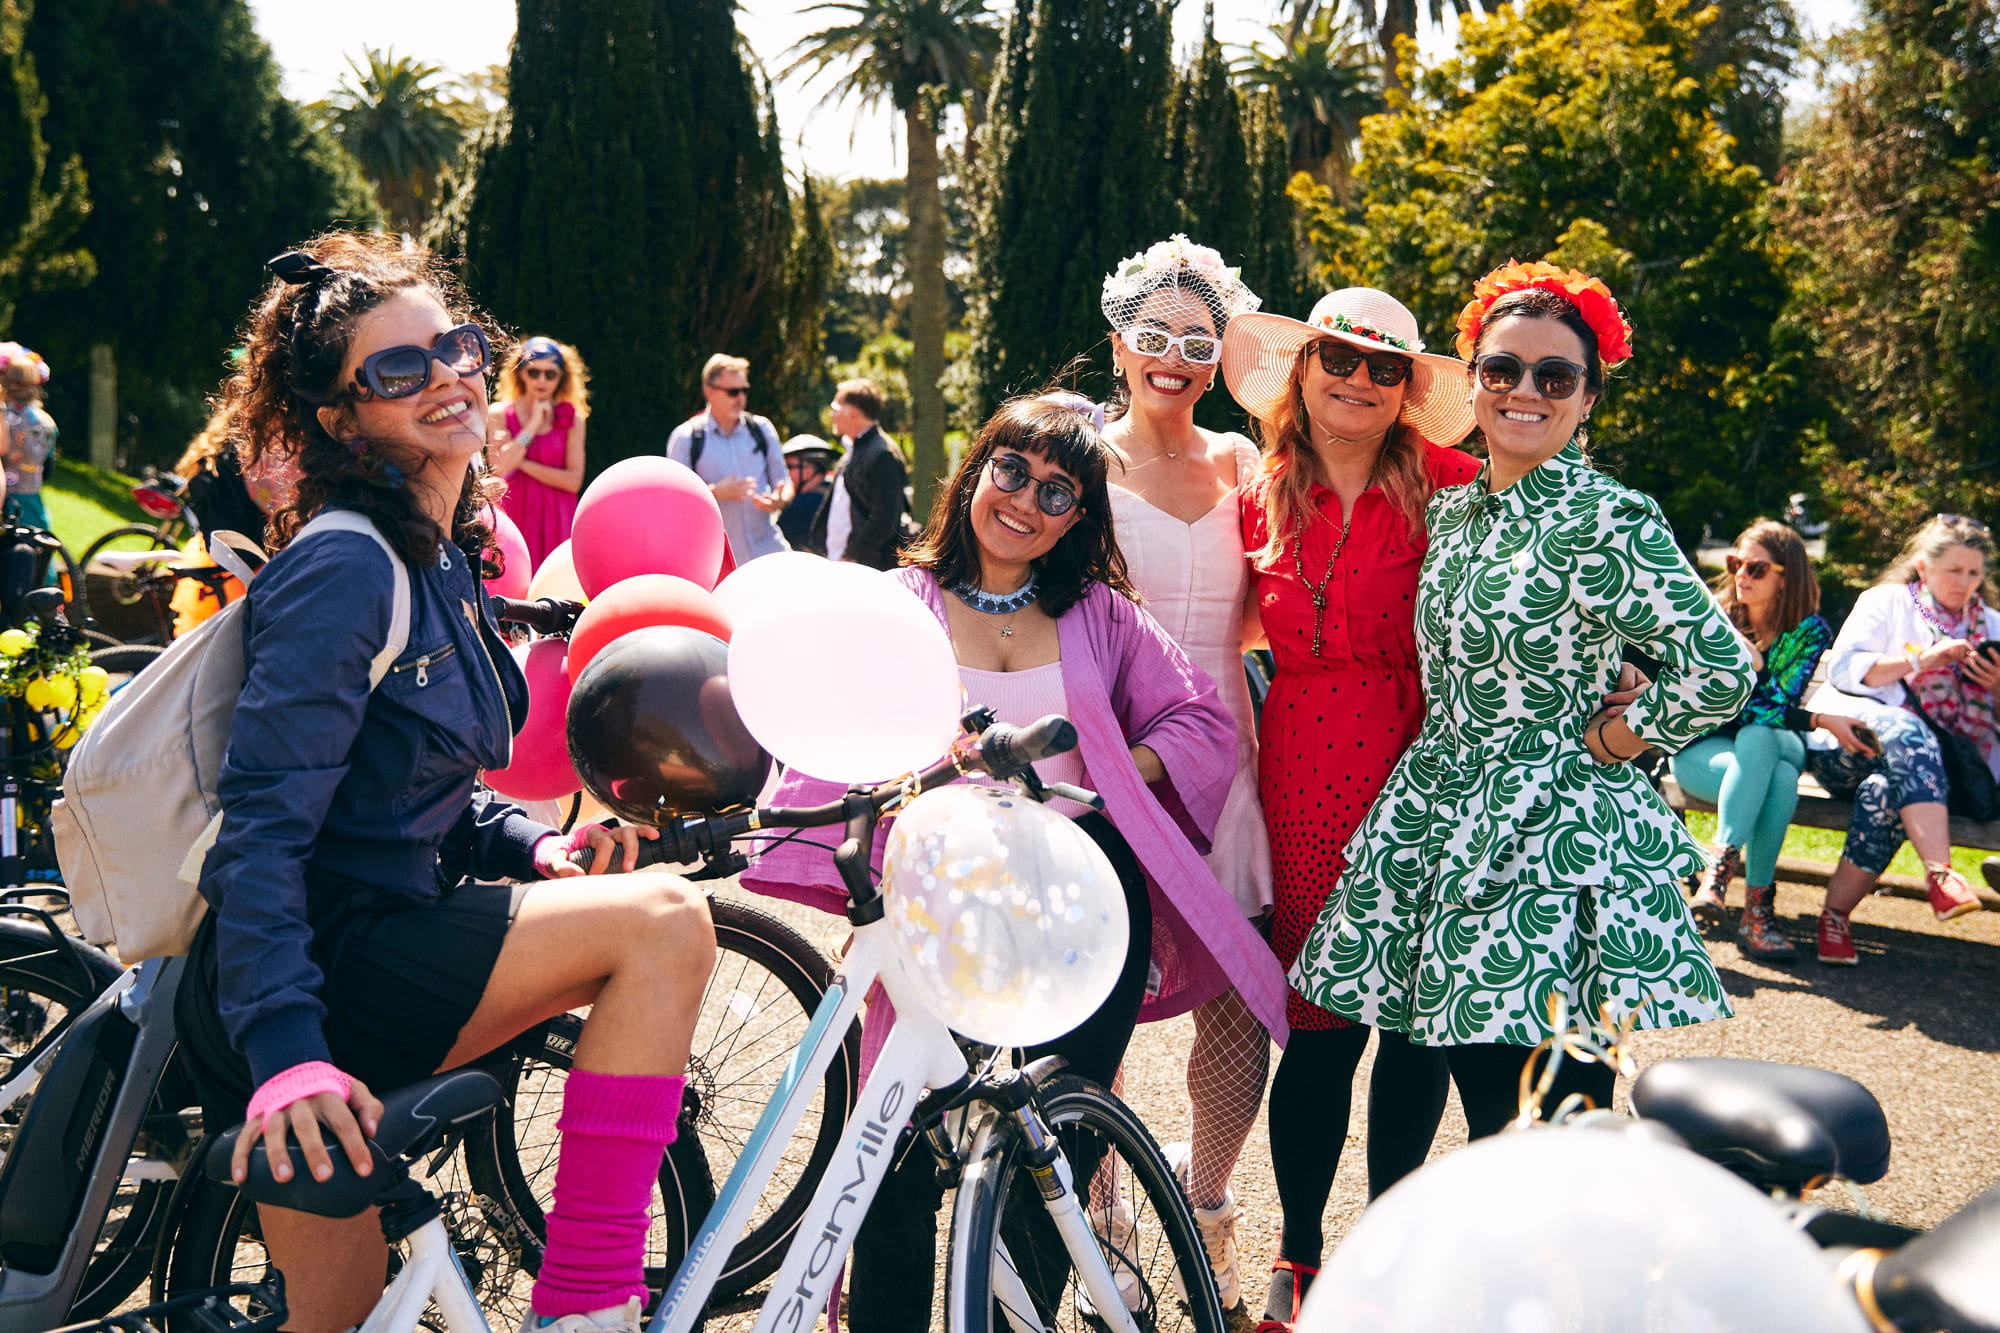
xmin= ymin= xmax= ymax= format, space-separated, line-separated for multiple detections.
xmin=1243 ymin=443 xmax=1480 ymax=1030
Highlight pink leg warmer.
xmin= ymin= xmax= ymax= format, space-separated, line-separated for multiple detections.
xmin=530 ymin=1069 xmax=685 ymax=1319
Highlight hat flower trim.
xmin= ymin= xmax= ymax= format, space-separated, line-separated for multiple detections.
xmin=1316 ymin=311 xmax=1416 ymax=352
xmin=1117 ymin=234 xmax=1234 ymax=283
xmin=0 ymin=343 xmax=50 ymax=385
xmin=1453 ymin=261 xmax=1634 ymax=364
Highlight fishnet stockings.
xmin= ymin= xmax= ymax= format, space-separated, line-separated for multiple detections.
xmin=1184 ymin=987 xmax=1271 ymax=1208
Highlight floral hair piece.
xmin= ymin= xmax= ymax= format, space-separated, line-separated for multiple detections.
xmin=1034 ymin=391 xmax=1105 ymax=433
xmin=1314 ymin=311 xmax=1414 ymax=351
xmin=1453 ymin=261 xmax=1634 ymax=364
xmin=1101 ymin=234 xmax=1261 ymax=334
xmin=0 ymin=343 xmax=49 ymax=385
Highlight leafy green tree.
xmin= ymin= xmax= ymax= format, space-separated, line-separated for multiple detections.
xmin=1241 ymin=87 xmax=1305 ymax=318
xmin=1285 ymin=0 xmax=1486 ymax=93
xmin=966 ymin=0 xmax=1177 ymax=415
xmin=785 ymin=0 xmax=998 ymax=508
xmin=1689 ymin=0 xmax=1800 ymax=180
xmin=1232 ymin=9 xmax=1382 ymax=204
xmin=448 ymin=0 xmax=826 ymax=471
xmin=1778 ymin=0 xmax=2000 ymax=578
xmin=313 ymin=48 xmax=473 ymax=235
xmin=19 ymin=0 xmax=377 ymax=466
xmin=0 ymin=0 xmax=90 ymax=330
xmin=1293 ymin=0 xmax=1804 ymax=543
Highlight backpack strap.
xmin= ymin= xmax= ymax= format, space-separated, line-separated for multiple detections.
xmin=290 ymin=509 xmax=412 ymax=682
xmin=750 ymin=414 xmax=777 ymax=456
xmin=206 ymin=530 xmax=266 ymax=586
xmin=690 ymin=426 xmax=706 ymax=473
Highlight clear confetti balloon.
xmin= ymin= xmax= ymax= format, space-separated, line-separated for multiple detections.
xmin=882 ymin=784 xmax=1128 ymax=1047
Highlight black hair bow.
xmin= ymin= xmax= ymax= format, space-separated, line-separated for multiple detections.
xmin=266 ymin=250 xmax=337 ymax=286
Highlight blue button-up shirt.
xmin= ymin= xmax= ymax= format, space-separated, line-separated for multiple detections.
xmin=667 ymin=409 xmax=791 ymax=563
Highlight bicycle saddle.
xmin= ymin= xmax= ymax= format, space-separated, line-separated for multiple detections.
xmin=203 ymin=1068 xmax=505 ymax=1218
xmin=1867 ymin=1178 xmax=2000 ymax=1333
xmin=1631 ymin=1057 xmax=1890 ymax=1192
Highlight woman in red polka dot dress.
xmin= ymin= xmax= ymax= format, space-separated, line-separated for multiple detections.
xmin=1222 ymin=288 xmax=1478 ymax=1332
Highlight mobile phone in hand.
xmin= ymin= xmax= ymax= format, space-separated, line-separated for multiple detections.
xmin=1978 ymin=640 xmax=2000 ymax=664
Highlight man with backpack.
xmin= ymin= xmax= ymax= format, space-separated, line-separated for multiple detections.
xmin=667 ymin=354 xmax=792 ymax=564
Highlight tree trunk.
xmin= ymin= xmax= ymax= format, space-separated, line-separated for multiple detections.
xmin=88 ymin=342 xmax=116 ymax=471
xmin=1378 ymin=2 xmax=1414 ymax=96
xmin=904 ymin=101 xmax=947 ymax=513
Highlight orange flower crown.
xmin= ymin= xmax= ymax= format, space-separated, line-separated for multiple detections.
xmin=1453 ymin=261 xmax=1634 ymax=364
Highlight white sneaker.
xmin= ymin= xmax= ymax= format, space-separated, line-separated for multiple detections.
xmin=1079 ymin=1197 xmax=1146 ymax=1315
xmin=517 ymin=1297 xmax=643 ymax=1333
xmin=1164 ymin=1140 xmax=1243 ymax=1309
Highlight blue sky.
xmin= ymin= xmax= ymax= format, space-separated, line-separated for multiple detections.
xmin=250 ymin=0 xmax=1860 ymax=184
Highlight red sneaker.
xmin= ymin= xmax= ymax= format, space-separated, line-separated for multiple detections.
xmin=1817 ymin=910 xmax=1858 ymax=966
xmin=1925 ymin=867 xmax=1981 ymax=922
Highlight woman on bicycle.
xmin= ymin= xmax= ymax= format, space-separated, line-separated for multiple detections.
xmin=1672 ymin=520 xmax=1861 ymax=962
xmin=1098 ymin=234 xmax=1269 ymax=1311
xmin=1218 ymin=285 xmax=1477 ymax=1331
xmin=747 ymin=394 xmax=1286 ymax=1331
xmin=1798 ymin=513 xmax=1991 ymax=963
xmin=188 ymin=231 xmax=713 ymax=1333
xmin=1288 ymin=263 xmax=1754 ymax=1143
xmin=488 ymin=335 xmax=588 ymax=568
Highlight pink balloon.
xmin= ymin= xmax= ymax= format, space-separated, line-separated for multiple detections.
xmin=484 ymin=638 xmax=579 ymax=801
xmin=572 ymin=457 xmax=726 ymax=596
xmin=484 ymin=507 xmax=533 ymax=600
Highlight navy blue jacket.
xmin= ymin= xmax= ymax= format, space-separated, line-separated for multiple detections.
xmin=197 ymin=518 xmax=546 ymax=1085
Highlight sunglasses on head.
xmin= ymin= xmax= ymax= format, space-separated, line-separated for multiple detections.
xmin=1474 ymin=352 xmax=1586 ymax=402
xmin=987 ymin=454 xmax=1079 ymax=517
xmin=1726 ymin=555 xmax=1775 ymax=580
xmin=522 ymin=364 xmax=561 ymax=381
xmin=353 ymin=324 xmax=490 ymax=401
xmin=1314 ymin=340 xmax=1412 ymax=387
xmin=1120 ymin=326 xmax=1221 ymax=365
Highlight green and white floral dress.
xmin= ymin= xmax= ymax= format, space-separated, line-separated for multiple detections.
xmin=1288 ymin=443 xmax=1754 ymax=1046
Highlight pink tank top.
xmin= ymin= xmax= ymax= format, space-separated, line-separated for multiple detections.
xmin=958 ymin=663 xmax=1093 ymax=818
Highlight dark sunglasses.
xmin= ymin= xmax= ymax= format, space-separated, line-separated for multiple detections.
xmin=987 ymin=455 xmax=1079 ymax=517
xmin=1726 ymin=555 xmax=1775 ymax=580
xmin=1315 ymin=341 xmax=1412 ymax=387
xmin=1474 ymin=352 xmax=1587 ymax=402
xmin=714 ymin=385 xmax=749 ymax=398
xmin=353 ymin=323 xmax=490 ymax=401
xmin=522 ymin=365 xmax=561 ymax=381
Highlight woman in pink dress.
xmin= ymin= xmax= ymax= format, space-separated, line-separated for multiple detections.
xmin=1098 ymin=234 xmax=1270 ymax=1317
xmin=488 ymin=335 xmax=588 ymax=567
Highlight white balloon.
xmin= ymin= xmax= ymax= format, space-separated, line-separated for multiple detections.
xmin=883 ymin=784 xmax=1129 ymax=1047
xmin=1300 ymin=1126 xmax=1872 ymax=1333
xmin=727 ymin=567 xmax=962 ymax=782
xmin=712 ymin=551 xmax=850 ymax=631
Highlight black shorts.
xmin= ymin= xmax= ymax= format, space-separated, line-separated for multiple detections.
xmin=179 ymin=871 xmax=527 ymax=1122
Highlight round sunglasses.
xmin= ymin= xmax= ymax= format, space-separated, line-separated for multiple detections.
xmin=1474 ymin=352 xmax=1587 ymax=402
xmin=1725 ymin=554 xmax=1776 ymax=580
xmin=1120 ymin=326 xmax=1221 ymax=365
xmin=1315 ymin=340 xmax=1412 ymax=387
xmin=353 ymin=324 xmax=490 ymax=401
xmin=987 ymin=455 xmax=1079 ymax=517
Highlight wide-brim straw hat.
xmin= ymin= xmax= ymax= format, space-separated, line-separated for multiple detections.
xmin=1221 ymin=288 xmax=1474 ymax=445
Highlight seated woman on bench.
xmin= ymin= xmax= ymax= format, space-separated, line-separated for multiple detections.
xmin=1673 ymin=520 xmax=1861 ymax=960
xmin=1802 ymin=513 xmax=1992 ymax=965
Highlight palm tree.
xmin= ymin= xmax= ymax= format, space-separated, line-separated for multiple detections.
xmin=1235 ymin=11 xmax=1383 ymax=204
xmin=314 ymin=48 xmax=472 ymax=235
xmin=785 ymin=0 xmax=998 ymax=510
xmin=1282 ymin=0 xmax=1485 ymax=94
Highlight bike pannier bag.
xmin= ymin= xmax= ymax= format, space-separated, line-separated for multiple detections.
xmin=53 ymin=511 xmax=409 ymax=960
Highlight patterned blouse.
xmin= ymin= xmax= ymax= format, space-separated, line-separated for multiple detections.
xmin=1736 ymin=614 xmax=1833 ymax=732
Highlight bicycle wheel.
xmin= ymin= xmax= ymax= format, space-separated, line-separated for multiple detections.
xmin=0 ymin=919 xmax=176 ymax=1321
xmin=88 ymin=642 xmax=166 ymax=685
xmin=78 ymin=525 xmax=177 ymax=646
xmin=947 ymin=1075 xmax=1227 ymax=1333
xmin=464 ymin=893 xmax=859 ymax=1302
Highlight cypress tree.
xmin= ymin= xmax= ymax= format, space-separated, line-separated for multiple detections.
xmin=453 ymin=0 xmax=823 ymax=469
xmin=1241 ymin=88 xmax=1303 ymax=319
xmin=967 ymin=0 xmax=1177 ymax=414
xmin=0 ymin=0 xmax=90 ymax=331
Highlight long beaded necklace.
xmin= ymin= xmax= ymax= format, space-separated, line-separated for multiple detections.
xmin=1291 ymin=471 xmax=1376 ymax=658
xmin=1908 ymin=580 xmax=1978 ymax=675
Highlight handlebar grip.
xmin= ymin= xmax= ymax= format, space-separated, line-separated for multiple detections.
xmin=565 ymin=824 xmax=691 ymax=872
xmin=490 ymin=595 xmax=585 ymax=635
xmin=979 ymin=714 xmax=1077 ymax=775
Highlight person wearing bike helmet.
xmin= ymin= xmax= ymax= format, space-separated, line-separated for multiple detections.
xmin=1288 ymin=263 xmax=1754 ymax=1144
xmin=0 ymin=343 xmax=54 ymax=532
xmin=185 ymin=231 xmax=714 ymax=1333
xmin=747 ymin=394 xmax=1287 ymax=1332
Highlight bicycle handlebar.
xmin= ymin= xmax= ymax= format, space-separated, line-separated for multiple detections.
xmin=489 ymin=595 xmax=586 ymax=636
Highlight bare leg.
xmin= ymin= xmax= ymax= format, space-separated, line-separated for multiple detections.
xmin=1898 ymin=801 xmax=1954 ymax=875
xmin=1823 ymin=857 xmax=1878 ymax=917
xmin=1185 ymin=987 xmax=1270 ymax=1209
xmin=258 ymin=873 xmax=714 ymax=1329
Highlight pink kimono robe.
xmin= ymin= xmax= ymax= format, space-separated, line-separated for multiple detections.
xmin=743 ymin=567 xmax=1288 ymax=1043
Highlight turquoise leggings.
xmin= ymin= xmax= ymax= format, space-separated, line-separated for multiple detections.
xmin=1671 ymin=725 xmax=1807 ymax=886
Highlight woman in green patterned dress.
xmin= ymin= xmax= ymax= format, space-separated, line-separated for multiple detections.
xmin=1287 ymin=263 xmax=1755 ymax=1139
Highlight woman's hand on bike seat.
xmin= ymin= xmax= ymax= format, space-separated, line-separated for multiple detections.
xmin=231 ymin=1061 xmax=383 ymax=1188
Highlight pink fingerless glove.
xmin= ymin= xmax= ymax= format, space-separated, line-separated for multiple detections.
xmin=246 ymin=1060 xmax=352 ymax=1124
xmin=534 ymin=825 xmax=605 ymax=876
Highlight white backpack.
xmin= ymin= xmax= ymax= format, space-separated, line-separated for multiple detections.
xmin=54 ymin=510 xmax=410 ymax=960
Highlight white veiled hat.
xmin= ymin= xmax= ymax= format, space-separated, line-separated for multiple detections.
xmin=1221 ymin=288 xmax=1474 ymax=445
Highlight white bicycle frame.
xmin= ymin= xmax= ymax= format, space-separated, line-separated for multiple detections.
xmin=354 ymin=1217 xmax=488 ymax=1333
xmin=649 ymin=923 xmax=1142 ymax=1333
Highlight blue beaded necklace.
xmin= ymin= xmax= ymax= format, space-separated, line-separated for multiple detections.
xmin=949 ymin=575 xmax=1039 ymax=617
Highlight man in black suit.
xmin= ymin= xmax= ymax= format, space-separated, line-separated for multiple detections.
xmin=810 ymin=378 xmax=912 ymax=570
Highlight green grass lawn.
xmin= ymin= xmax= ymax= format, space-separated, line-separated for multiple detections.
xmin=44 ymin=457 xmax=148 ymax=555
xmin=1684 ymin=809 xmax=1988 ymax=881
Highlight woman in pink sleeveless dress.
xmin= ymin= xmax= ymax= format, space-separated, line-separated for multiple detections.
xmin=1099 ymin=235 xmax=1271 ymax=1318
xmin=487 ymin=335 xmax=588 ymax=567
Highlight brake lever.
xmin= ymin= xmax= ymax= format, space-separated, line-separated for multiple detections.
xmin=1045 ymin=781 xmax=1104 ymax=812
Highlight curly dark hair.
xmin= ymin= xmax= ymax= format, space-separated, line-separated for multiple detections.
xmin=902 ymin=397 xmax=1137 ymax=618
xmin=219 ymin=229 xmax=504 ymax=567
